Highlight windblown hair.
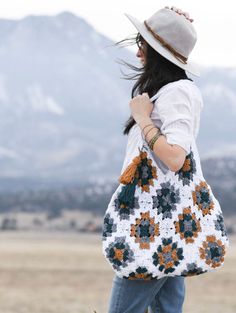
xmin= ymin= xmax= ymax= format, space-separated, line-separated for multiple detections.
xmin=115 ymin=33 xmax=192 ymax=135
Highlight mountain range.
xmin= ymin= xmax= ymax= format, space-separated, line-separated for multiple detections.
xmin=0 ymin=11 xmax=235 ymax=189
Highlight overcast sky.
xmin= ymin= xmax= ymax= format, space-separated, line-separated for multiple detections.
xmin=0 ymin=0 xmax=235 ymax=67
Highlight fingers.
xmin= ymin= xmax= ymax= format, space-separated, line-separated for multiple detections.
xmin=133 ymin=93 xmax=150 ymax=101
xmin=166 ymin=6 xmax=194 ymax=23
xmin=183 ymin=12 xmax=190 ymax=19
xmin=135 ymin=92 xmax=149 ymax=98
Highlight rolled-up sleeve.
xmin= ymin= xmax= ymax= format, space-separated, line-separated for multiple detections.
xmin=153 ymin=85 xmax=193 ymax=155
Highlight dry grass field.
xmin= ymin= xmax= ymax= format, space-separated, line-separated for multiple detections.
xmin=0 ymin=231 xmax=235 ymax=313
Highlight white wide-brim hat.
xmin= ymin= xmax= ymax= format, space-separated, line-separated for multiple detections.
xmin=125 ymin=8 xmax=200 ymax=77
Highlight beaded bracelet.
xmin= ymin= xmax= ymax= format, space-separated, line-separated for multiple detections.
xmin=148 ymin=129 xmax=163 ymax=150
xmin=141 ymin=123 xmax=154 ymax=140
xmin=143 ymin=126 xmax=157 ymax=141
xmin=141 ymin=123 xmax=154 ymax=133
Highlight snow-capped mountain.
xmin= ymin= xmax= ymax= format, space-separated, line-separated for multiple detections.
xmin=0 ymin=11 xmax=235 ymax=187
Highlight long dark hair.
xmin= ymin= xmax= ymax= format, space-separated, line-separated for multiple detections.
xmin=115 ymin=33 xmax=192 ymax=135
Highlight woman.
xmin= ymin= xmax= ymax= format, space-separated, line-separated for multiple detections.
xmin=107 ymin=6 xmax=203 ymax=313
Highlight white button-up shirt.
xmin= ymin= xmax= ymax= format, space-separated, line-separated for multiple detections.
xmin=120 ymin=79 xmax=204 ymax=175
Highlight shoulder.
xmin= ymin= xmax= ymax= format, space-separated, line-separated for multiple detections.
xmin=154 ymin=79 xmax=203 ymax=111
xmin=157 ymin=79 xmax=200 ymax=98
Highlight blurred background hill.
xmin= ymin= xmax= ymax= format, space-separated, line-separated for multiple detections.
xmin=0 ymin=12 xmax=235 ymax=233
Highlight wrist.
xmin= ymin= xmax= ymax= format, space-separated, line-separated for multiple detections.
xmin=138 ymin=118 xmax=163 ymax=147
xmin=136 ymin=116 xmax=153 ymax=128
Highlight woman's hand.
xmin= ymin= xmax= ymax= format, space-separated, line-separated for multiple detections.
xmin=165 ymin=6 xmax=194 ymax=22
xmin=129 ymin=93 xmax=154 ymax=124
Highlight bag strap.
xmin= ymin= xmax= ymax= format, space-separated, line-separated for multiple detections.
xmin=150 ymin=92 xmax=159 ymax=103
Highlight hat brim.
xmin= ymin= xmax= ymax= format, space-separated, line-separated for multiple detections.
xmin=124 ymin=13 xmax=200 ymax=77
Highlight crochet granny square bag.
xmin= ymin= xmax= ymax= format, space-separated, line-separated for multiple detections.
xmin=102 ymin=96 xmax=230 ymax=281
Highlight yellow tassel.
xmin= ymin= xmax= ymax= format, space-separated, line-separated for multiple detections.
xmin=119 ymin=155 xmax=141 ymax=184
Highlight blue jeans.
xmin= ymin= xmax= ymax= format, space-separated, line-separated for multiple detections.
xmin=108 ymin=275 xmax=185 ymax=313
